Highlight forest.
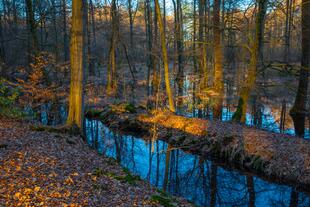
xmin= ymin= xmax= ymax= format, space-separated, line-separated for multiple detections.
xmin=0 ymin=0 xmax=309 ymax=206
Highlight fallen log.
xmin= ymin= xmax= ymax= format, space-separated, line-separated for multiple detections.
xmin=86 ymin=104 xmax=310 ymax=192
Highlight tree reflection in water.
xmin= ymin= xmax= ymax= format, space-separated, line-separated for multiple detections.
xmin=85 ymin=119 xmax=310 ymax=207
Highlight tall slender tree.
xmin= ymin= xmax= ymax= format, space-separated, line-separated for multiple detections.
xmin=107 ymin=0 xmax=118 ymax=94
xmin=67 ymin=0 xmax=84 ymax=129
xmin=62 ymin=0 xmax=69 ymax=62
xmin=213 ymin=0 xmax=224 ymax=119
xmin=198 ymin=0 xmax=208 ymax=91
xmin=25 ymin=0 xmax=38 ymax=55
xmin=154 ymin=0 xmax=176 ymax=112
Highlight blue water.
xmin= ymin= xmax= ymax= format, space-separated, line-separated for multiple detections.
xmin=85 ymin=119 xmax=310 ymax=207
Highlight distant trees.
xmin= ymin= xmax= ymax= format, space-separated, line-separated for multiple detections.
xmin=67 ymin=0 xmax=84 ymax=129
xmin=0 ymin=0 xmax=308 ymax=135
xmin=290 ymin=0 xmax=310 ymax=137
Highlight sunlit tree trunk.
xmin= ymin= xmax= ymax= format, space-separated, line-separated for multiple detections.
xmin=233 ymin=0 xmax=267 ymax=123
xmin=154 ymin=0 xmax=176 ymax=112
xmin=67 ymin=0 xmax=84 ymax=129
xmin=290 ymin=0 xmax=310 ymax=137
xmin=213 ymin=0 xmax=224 ymax=119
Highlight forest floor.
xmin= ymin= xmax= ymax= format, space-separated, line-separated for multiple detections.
xmin=0 ymin=118 xmax=192 ymax=207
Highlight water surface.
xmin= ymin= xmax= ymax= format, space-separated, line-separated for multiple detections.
xmin=86 ymin=119 xmax=310 ymax=207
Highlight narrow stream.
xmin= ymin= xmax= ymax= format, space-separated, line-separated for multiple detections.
xmin=85 ymin=119 xmax=310 ymax=207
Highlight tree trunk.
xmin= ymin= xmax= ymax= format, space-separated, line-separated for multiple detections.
xmin=284 ymin=0 xmax=293 ymax=62
xmin=163 ymin=144 xmax=172 ymax=191
xmin=210 ymin=163 xmax=217 ymax=207
xmin=89 ymin=0 xmax=97 ymax=47
xmin=198 ymin=0 xmax=208 ymax=92
xmin=232 ymin=0 xmax=267 ymax=123
xmin=154 ymin=0 xmax=176 ymax=112
xmin=62 ymin=0 xmax=69 ymax=62
xmin=128 ymin=0 xmax=134 ymax=47
xmin=247 ymin=176 xmax=255 ymax=207
xmin=67 ymin=0 xmax=84 ymax=129
xmin=107 ymin=0 xmax=118 ymax=95
xmin=213 ymin=0 xmax=224 ymax=119
xmin=145 ymin=0 xmax=153 ymax=101
xmin=173 ymin=0 xmax=184 ymax=107
xmin=51 ymin=0 xmax=59 ymax=62
xmin=25 ymin=0 xmax=38 ymax=55
xmin=290 ymin=0 xmax=310 ymax=137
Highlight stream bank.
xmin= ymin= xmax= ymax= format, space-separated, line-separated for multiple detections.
xmin=0 ymin=118 xmax=192 ymax=206
xmin=86 ymin=104 xmax=310 ymax=192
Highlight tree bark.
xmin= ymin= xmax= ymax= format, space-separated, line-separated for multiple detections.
xmin=107 ymin=0 xmax=118 ymax=95
xmin=213 ymin=0 xmax=224 ymax=119
xmin=198 ymin=0 xmax=208 ymax=92
xmin=290 ymin=0 xmax=310 ymax=137
xmin=67 ymin=0 xmax=84 ymax=129
xmin=25 ymin=0 xmax=38 ymax=55
xmin=233 ymin=0 xmax=267 ymax=123
xmin=154 ymin=0 xmax=176 ymax=112
xmin=62 ymin=0 xmax=69 ymax=62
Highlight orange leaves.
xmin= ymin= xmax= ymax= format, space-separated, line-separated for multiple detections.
xmin=64 ymin=176 xmax=74 ymax=185
xmin=13 ymin=192 xmax=22 ymax=200
xmin=34 ymin=186 xmax=41 ymax=192
xmin=138 ymin=110 xmax=208 ymax=136
xmin=16 ymin=52 xmax=68 ymax=108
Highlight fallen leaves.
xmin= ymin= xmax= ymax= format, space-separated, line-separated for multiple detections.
xmin=0 ymin=119 xmax=190 ymax=206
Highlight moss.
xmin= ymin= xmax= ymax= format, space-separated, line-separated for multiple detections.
xmin=251 ymin=155 xmax=265 ymax=171
xmin=92 ymin=167 xmax=141 ymax=185
xmin=222 ymin=136 xmax=234 ymax=146
xmin=114 ymin=168 xmax=141 ymax=185
xmin=106 ymin=157 xmax=118 ymax=165
xmin=0 ymin=144 xmax=8 ymax=149
xmin=92 ymin=184 xmax=108 ymax=191
xmin=232 ymin=98 xmax=244 ymax=122
xmin=156 ymin=189 xmax=169 ymax=197
xmin=30 ymin=124 xmax=81 ymax=136
xmin=0 ymin=107 xmax=26 ymax=119
xmin=66 ymin=138 xmax=76 ymax=145
xmin=85 ymin=108 xmax=103 ymax=118
xmin=111 ymin=103 xmax=137 ymax=114
xmin=150 ymin=195 xmax=176 ymax=207
xmin=124 ymin=103 xmax=137 ymax=113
